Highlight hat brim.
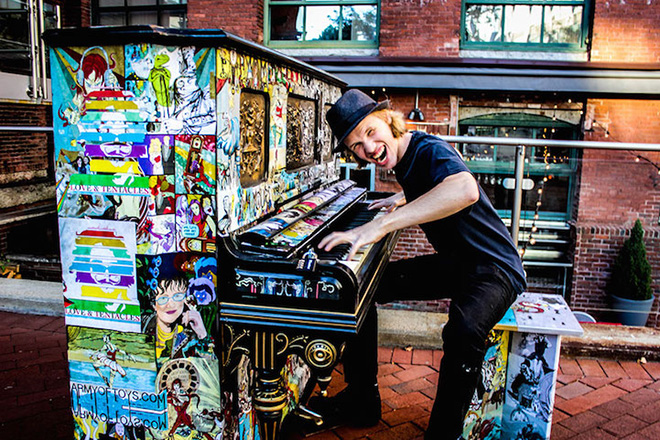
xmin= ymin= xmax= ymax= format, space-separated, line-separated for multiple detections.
xmin=332 ymin=100 xmax=390 ymax=153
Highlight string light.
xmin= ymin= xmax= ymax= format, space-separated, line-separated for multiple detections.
xmin=519 ymin=145 xmax=552 ymax=259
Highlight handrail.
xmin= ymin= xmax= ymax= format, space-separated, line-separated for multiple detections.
xmin=438 ymin=135 xmax=660 ymax=245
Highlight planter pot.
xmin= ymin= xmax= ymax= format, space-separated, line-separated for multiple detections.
xmin=610 ymin=294 xmax=655 ymax=326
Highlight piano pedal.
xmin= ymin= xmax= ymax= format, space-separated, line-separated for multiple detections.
xmin=294 ymin=405 xmax=324 ymax=426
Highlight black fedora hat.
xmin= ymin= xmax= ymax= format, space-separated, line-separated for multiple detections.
xmin=326 ymin=89 xmax=389 ymax=153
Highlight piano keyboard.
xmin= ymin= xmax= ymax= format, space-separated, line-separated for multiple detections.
xmin=316 ymin=203 xmax=386 ymax=274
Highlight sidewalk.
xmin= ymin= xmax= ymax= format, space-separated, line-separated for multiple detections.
xmin=2 ymin=311 xmax=660 ymax=439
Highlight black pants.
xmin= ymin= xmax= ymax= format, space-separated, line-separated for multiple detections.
xmin=343 ymin=254 xmax=520 ymax=440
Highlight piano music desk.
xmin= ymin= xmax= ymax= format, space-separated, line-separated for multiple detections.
xmin=462 ymin=292 xmax=583 ymax=440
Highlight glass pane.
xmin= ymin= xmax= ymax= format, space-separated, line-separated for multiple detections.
xmin=544 ymin=5 xmax=582 ymax=44
xmin=162 ymin=0 xmax=186 ymax=4
xmin=504 ymin=5 xmax=542 ymax=43
xmin=0 ymin=11 xmax=28 ymax=48
xmin=162 ymin=10 xmax=186 ymax=28
xmin=98 ymin=12 xmax=126 ymax=26
xmin=270 ymin=5 xmax=303 ymax=41
xmin=127 ymin=0 xmax=156 ymax=5
xmin=98 ymin=0 xmax=125 ymax=7
xmin=128 ymin=11 xmax=158 ymax=25
xmin=305 ymin=5 xmax=340 ymax=41
xmin=0 ymin=0 xmax=25 ymax=10
xmin=343 ymin=5 xmax=377 ymax=41
xmin=465 ymin=5 xmax=502 ymax=42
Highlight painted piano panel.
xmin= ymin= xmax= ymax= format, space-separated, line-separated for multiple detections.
xmin=45 ymin=26 xmax=345 ymax=440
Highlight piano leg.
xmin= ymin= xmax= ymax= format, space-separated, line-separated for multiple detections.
xmin=253 ymin=369 xmax=287 ymax=440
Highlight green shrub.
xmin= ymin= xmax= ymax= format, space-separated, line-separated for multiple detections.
xmin=609 ymin=220 xmax=653 ymax=301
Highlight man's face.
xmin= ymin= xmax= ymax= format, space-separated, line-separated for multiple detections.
xmin=344 ymin=113 xmax=399 ymax=169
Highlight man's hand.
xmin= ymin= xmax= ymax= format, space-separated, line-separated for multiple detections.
xmin=368 ymin=192 xmax=406 ymax=213
xmin=318 ymin=220 xmax=386 ymax=261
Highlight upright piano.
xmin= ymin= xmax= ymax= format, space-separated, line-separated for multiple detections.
xmin=43 ymin=25 xmax=398 ymax=440
xmin=218 ymin=179 xmax=401 ymax=438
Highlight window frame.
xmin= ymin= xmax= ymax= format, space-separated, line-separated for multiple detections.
xmin=460 ymin=0 xmax=591 ymax=52
xmin=458 ymin=113 xmax=581 ymax=222
xmin=264 ymin=0 xmax=380 ymax=49
xmin=91 ymin=0 xmax=188 ymax=28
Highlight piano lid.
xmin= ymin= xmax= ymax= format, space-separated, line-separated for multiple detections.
xmin=42 ymin=26 xmax=346 ymax=88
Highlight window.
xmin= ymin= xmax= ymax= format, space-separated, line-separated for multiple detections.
xmin=0 ymin=0 xmax=58 ymax=97
xmin=266 ymin=0 xmax=378 ymax=48
xmin=458 ymin=113 xmax=580 ymax=221
xmin=461 ymin=0 xmax=589 ymax=51
xmin=92 ymin=0 xmax=187 ymax=28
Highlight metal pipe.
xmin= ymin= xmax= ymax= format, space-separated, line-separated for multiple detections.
xmin=27 ymin=0 xmax=38 ymax=99
xmin=511 ymin=145 xmax=525 ymax=247
xmin=38 ymin=0 xmax=48 ymax=99
xmin=440 ymin=135 xmax=660 ymax=152
xmin=0 ymin=126 xmax=54 ymax=132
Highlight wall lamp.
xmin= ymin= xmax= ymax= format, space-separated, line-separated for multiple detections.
xmin=408 ymin=90 xmax=425 ymax=121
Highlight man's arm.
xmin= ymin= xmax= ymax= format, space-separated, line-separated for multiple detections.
xmin=318 ymin=171 xmax=479 ymax=260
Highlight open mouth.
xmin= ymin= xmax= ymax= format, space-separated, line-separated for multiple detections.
xmin=372 ymin=146 xmax=387 ymax=164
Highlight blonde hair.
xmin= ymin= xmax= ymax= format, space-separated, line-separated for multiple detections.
xmin=341 ymin=108 xmax=408 ymax=167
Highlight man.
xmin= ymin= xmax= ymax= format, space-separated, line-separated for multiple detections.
xmin=316 ymin=89 xmax=526 ymax=440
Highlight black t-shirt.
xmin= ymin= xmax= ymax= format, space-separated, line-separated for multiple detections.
xmin=394 ymin=131 xmax=526 ymax=293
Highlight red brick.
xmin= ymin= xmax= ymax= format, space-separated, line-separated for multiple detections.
xmin=381 ymin=405 xmax=429 ymax=427
xmin=384 ymin=391 xmax=431 ymax=410
xmin=392 ymin=347 xmax=413 ymax=365
xmin=572 ymin=428 xmax=618 ymax=440
xmin=431 ymin=350 xmax=443 ymax=369
xmin=555 ymin=385 xmax=628 ymax=416
xmin=620 ymin=387 xmax=660 ymax=407
xmin=613 ymin=378 xmax=653 ymax=392
xmin=592 ymin=398 xmax=637 ymax=420
xmin=379 ymin=373 xmax=403 ymax=388
xmin=393 ymin=365 xmax=436 ymax=383
xmin=332 ymin=421 xmax=388 ymax=440
xmin=558 ymin=374 xmax=582 ymax=385
xmin=634 ymin=399 xmax=660 ymax=423
xmin=577 ymin=358 xmax=606 ymax=377
xmin=411 ymin=349 xmax=433 ymax=367
xmin=619 ymin=360 xmax=653 ymax=380
xmin=560 ymin=358 xmax=583 ymax=376
xmin=378 ymin=347 xmax=393 ymax=363
xmin=637 ymin=421 xmax=660 ymax=439
xmin=556 ymin=381 xmax=594 ymax=400
xmin=602 ymin=414 xmax=649 ymax=437
xmin=599 ymin=360 xmax=629 ymax=379
xmin=391 ymin=378 xmax=434 ymax=395
xmin=580 ymin=376 xmax=617 ymax=389
xmin=367 ymin=421 xmax=424 ymax=440
xmin=550 ymin=424 xmax=577 ymax=440
xmin=641 ymin=362 xmax=660 ymax=380
xmin=378 ymin=363 xmax=404 ymax=377
xmin=560 ymin=410 xmax=609 ymax=434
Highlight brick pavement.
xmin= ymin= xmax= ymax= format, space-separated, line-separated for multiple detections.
xmin=2 ymin=311 xmax=660 ymax=440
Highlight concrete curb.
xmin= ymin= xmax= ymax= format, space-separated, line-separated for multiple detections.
xmin=0 ymin=278 xmax=63 ymax=317
xmin=1 ymin=278 xmax=658 ymax=360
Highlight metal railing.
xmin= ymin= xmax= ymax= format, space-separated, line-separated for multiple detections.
xmin=440 ymin=135 xmax=660 ymax=247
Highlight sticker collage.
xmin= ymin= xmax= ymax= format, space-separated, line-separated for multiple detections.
xmin=49 ymin=32 xmax=342 ymax=440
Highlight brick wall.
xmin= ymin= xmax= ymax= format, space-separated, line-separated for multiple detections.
xmin=572 ymin=224 xmax=660 ymax=327
xmin=0 ymin=103 xmax=52 ymax=186
xmin=572 ymin=99 xmax=660 ymax=326
xmin=187 ymin=0 xmax=264 ymax=43
xmin=379 ymin=0 xmax=461 ymax=57
xmin=591 ymin=0 xmax=660 ymax=63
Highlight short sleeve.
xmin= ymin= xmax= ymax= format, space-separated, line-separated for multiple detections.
xmin=423 ymin=138 xmax=471 ymax=187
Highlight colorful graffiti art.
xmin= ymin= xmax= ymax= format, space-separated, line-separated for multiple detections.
xmin=60 ymin=218 xmax=141 ymax=332
xmin=67 ymin=326 xmax=166 ymax=437
xmin=47 ymin=25 xmax=343 ymax=440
